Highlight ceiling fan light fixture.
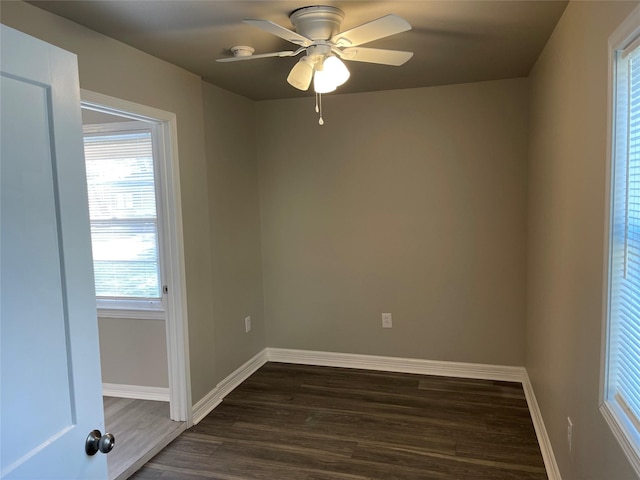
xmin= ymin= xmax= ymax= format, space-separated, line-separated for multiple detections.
xmin=287 ymin=57 xmax=314 ymax=91
xmin=221 ymin=7 xmax=413 ymax=124
xmin=322 ymin=55 xmax=350 ymax=87
xmin=313 ymin=68 xmax=337 ymax=94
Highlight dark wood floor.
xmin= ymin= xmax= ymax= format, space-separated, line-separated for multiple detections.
xmin=131 ymin=362 xmax=547 ymax=480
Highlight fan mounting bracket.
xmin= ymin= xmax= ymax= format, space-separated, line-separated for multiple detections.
xmin=230 ymin=46 xmax=255 ymax=57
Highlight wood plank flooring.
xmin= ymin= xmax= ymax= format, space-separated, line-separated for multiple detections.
xmin=104 ymin=397 xmax=185 ymax=480
xmin=131 ymin=363 xmax=547 ymax=480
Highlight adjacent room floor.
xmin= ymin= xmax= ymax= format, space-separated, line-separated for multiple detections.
xmin=103 ymin=397 xmax=184 ymax=480
xmin=130 ymin=362 xmax=547 ymax=479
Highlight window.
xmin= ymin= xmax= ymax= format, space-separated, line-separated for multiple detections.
xmin=603 ymin=6 xmax=640 ymax=475
xmin=83 ymin=121 xmax=164 ymax=314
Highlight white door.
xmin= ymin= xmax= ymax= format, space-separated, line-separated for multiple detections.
xmin=0 ymin=25 xmax=110 ymax=479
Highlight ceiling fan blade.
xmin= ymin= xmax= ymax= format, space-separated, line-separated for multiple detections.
xmin=338 ymin=47 xmax=413 ymax=66
xmin=331 ymin=14 xmax=411 ymax=47
xmin=243 ymin=19 xmax=312 ymax=47
xmin=216 ymin=50 xmax=299 ymax=62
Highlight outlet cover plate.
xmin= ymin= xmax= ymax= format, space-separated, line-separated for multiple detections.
xmin=245 ymin=316 xmax=251 ymax=333
xmin=382 ymin=313 xmax=392 ymax=328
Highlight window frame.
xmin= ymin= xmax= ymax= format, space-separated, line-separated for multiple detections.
xmin=601 ymin=5 xmax=640 ymax=476
xmin=82 ymin=120 xmax=167 ymax=320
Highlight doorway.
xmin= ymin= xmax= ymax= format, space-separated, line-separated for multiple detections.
xmin=80 ymin=91 xmax=191 ymax=479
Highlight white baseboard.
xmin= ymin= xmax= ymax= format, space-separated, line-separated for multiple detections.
xmin=522 ymin=371 xmax=562 ymax=480
xmin=191 ymin=349 xmax=267 ymax=424
xmin=191 ymin=347 xmax=561 ymax=480
xmin=103 ymin=383 xmax=170 ymax=402
xmin=266 ymin=347 xmax=526 ymax=382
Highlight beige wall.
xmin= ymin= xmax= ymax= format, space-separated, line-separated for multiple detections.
xmin=256 ymin=79 xmax=528 ymax=366
xmin=0 ymin=1 xmax=266 ymax=405
xmin=527 ymin=1 xmax=639 ymax=478
xmin=98 ymin=318 xmax=168 ymax=387
xmin=202 ymin=82 xmax=266 ymax=384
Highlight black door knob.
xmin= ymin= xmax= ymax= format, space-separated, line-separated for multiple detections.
xmin=85 ymin=429 xmax=116 ymax=456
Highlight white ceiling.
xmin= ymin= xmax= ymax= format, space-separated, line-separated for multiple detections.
xmin=27 ymin=1 xmax=568 ymax=101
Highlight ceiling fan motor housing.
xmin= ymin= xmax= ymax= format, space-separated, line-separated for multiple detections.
xmin=289 ymin=6 xmax=344 ymax=41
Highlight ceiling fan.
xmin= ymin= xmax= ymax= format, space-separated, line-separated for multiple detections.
xmin=217 ymin=5 xmax=414 ymax=106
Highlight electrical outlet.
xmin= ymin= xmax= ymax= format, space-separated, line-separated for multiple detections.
xmin=244 ymin=316 xmax=251 ymax=333
xmin=382 ymin=313 xmax=392 ymax=328
xmin=567 ymin=417 xmax=573 ymax=452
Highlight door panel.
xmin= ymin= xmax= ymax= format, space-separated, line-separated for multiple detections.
xmin=1 ymin=73 xmax=76 ymax=469
xmin=0 ymin=25 xmax=108 ymax=479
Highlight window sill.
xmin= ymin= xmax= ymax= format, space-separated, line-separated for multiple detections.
xmin=601 ymin=400 xmax=640 ymax=476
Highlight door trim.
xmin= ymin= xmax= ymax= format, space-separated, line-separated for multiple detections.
xmin=80 ymin=89 xmax=192 ymax=423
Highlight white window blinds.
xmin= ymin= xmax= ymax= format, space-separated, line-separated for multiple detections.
xmin=83 ymin=129 xmax=161 ymax=300
xmin=609 ymin=41 xmax=640 ymax=433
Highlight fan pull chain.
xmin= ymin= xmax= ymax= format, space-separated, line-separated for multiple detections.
xmin=317 ymin=92 xmax=324 ymax=125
